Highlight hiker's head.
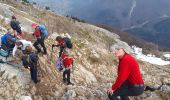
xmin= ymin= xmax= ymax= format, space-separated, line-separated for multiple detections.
xmin=12 ymin=15 xmax=16 ymax=20
xmin=113 ymin=47 xmax=126 ymax=59
xmin=16 ymin=41 xmax=23 ymax=47
xmin=31 ymin=23 xmax=39 ymax=28
xmin=25 ymin=46 xmax=32 ymax=53
xmin=55 ymin=36 xmax=62 ymax=42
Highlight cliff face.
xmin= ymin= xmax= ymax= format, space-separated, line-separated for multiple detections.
xmin=0 ymin=1 xmax=170 ymax=100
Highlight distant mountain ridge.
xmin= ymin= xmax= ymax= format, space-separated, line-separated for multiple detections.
xmin=28 ymin=0 xmax=170 ymax=49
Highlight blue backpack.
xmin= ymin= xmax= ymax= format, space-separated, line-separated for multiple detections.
xmin=38 ymin=25 xmax=48 ymax=37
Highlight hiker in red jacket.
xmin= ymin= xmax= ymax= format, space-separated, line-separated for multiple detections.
xmin=32 ymin=23 xmax=47 ymax=55
xmin=107 ymin=47 xmax=144 ymax=100
xmin=61 ymin=53 xmax=74 ymax=85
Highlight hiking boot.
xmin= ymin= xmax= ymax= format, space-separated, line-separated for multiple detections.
xmin=63 ymin=78 xmax=67 ymax=83
xmin=42 ymin=52 xmax=47 ymax=55
xmin=67 ymin=82 xmax=74 ymax=85
xmin=34 ymin=79 xmax=41 ymax=84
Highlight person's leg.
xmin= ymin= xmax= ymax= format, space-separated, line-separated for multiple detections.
xmin=108 ymin=94 xmax=119 ymax=100
xmin=30 ymin=68 xmax=34 ymax=81
xmin=40 ymin=38 xmax=47 ymax=54
xmin=31 ymin=67 xmax=38 ymax=83
xmin=109 ymin=84 xmax=144 ymax=100
xmin=59 ymin=46 xmax=65 ymax=57
xmin=33 ymin=40 xmax=41 ymax=53
xmin=63 ymin=70 xmax=67 ymax=83
xmin=66 ymin=69 xmax=71 ymax=84
xmin=108 ymin=82 xmax=130 ymax=100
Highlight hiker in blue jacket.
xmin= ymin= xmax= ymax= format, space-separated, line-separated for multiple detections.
xmin=1 ymin=28 xmax=16 ymax=52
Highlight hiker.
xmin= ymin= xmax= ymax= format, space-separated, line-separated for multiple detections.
xmin=10 ymin=15 xmax=22 ymax=37
xmin=52 ymin=36 xmax=72 ymax=57
xmin=31 ymin=23 xmax=48 ymax=55
xmin=22 ymin=46 xmax=40 ymax=83
xmin=107 ymin=47 xmax=144 ymax=100
xmin=1 ymin=28 xmax=16 ymax=52
xmin=12 ymin=40 xmax=33 ymax=57
xmin=61 ymin=53 xmax=74 ymax=85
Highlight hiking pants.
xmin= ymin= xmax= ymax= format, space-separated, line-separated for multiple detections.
xmin=30 ymin=65 xmax=38 ymax=83
xmin=59 ymin=46 xmax=66 ymax=57
xmin=34 ymin=37 xmax=47 ymax=54
xmin=63 ymin=69 xmax=71 ymax=83
xmin=108 ymin=82 xmax=144 ymax=100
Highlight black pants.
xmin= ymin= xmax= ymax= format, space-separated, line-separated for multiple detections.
xmin=63 ymin=69 xmax=71 ymax=83
xmin=59 ymin=46 xmax=65 ymax=57
xmin=108 ymin=82 xmax=144 ymax=100
xmin=30 ymin=65 xmax=38 ymax=83
xmin=34 ymin=37 xmax=47 ymax=54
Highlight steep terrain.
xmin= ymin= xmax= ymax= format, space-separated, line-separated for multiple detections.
xmin=0 ymin=0 xmax=170 ymax=100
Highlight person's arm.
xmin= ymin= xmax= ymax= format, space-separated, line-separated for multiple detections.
xmin=12 ymin=45 xmax=18 ymax=56
xmin=111 ymin=60 xmax=131 ymax=92
xmin=52 ymin=44 xmax=60 ymax=50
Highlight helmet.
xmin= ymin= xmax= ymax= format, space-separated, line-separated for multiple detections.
xmin=31 ymin=23 xmax=39 ymax=27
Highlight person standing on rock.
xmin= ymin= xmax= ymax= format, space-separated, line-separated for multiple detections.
xmin=107 ymin=47 xmax=144 ymax=100
xmin=22 ymin=46 xmax=40 ymax=84
xmin=31 ymin=23 xmax=48 ymax=55
xmin=10 ymin=15 xmax=22 ymax=38
xmin=61 ymin=53 xmax=74 ymax=85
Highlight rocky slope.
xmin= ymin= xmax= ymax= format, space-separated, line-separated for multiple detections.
xmin=0 ymin=0 xmax=170 ymax=100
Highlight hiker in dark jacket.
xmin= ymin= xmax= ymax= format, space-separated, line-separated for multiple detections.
xmin=1 ymin=28 xmax=16 ymax=52
xmin=107 ymin=47 xmax=144 ymax=100
xmin=31 ymin=23 xmax=47 ymax=55
xmin=22 ymin=46 xmax=40 ymax=84
xmin=52 ymin=36 xmax=72 ymax=57
xmin=10 ymin=15 xmax=22 ymax=37
xmin=61 ymin=53 xmax=74 ymax=85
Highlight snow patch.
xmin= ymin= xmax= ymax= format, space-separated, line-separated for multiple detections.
xmin=129 ymin=0 xmax=136 ymax=19
xmin=19 ymin=96 xmax=32 ymax=100
xmin=164 ymin=54 xmax=170 ymax=58
xmin=132 ymin=46 xmax=170 ymax=66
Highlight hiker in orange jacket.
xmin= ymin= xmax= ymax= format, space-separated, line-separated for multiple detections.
xmin=107 ymin=47 xmax=144 ymax=100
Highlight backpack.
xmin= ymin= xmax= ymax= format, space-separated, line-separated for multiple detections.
xmin=63 ymin=37 xmax=73 ymax=49
xmin=38 ymin=25 xmax=48 ymax=37
xmin=22 ymin=52 xmax=38 ymax=67
xmin=0 ymin=47 xmax=9 ymax=57
xmin=56 ymin=58 xmax=63 ymax=71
